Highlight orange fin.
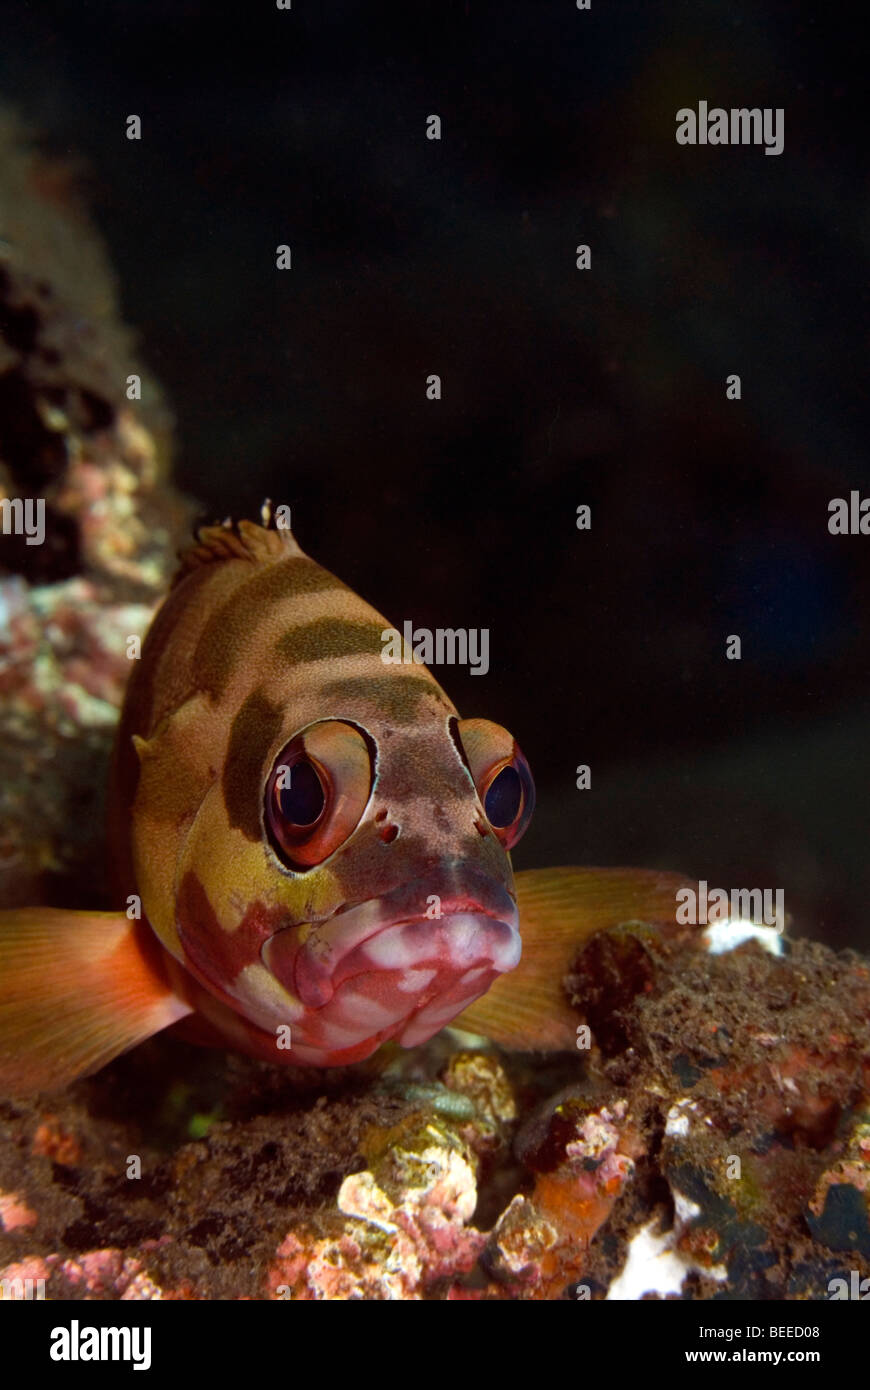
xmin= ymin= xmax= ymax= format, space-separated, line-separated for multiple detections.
xmin=453 ymin=866 xmax=690 ymax=1051
xmin=0 ymin=909 xmax=193 ymax=1096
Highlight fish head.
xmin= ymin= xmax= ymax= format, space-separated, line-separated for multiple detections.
xmin=169 ymin=673 xmax=535 ymax=1064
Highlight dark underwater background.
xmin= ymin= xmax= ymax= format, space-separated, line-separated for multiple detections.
xmin=1 ymin=0 xmax=866 ymax=948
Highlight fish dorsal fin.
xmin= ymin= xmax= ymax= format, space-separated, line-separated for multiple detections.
xmin=173 ymin=512 xmax=303 ymax=585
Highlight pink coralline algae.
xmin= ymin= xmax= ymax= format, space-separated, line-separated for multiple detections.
xmin=0 ymin=1190 xmax=37 ymax=1231
xmin=0 ymin=1246 xmax=182 ymax=1301
xmin=0 ymin=1254 xmax=53 ymax=1298
xmin=0 ymin=575 xmax=155 ymax=734
xmin=266 ymin=1123 xmax=486 ymax=1299
xmin=58 ymin=1248 xmax=143 ymax=1297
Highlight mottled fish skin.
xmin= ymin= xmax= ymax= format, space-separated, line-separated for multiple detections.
xmin=109 ymin=520 xmax=524 ymax=1067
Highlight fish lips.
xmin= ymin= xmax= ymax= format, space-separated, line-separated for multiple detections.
xmin=260 ymin=878 xmax=521 ymax=1049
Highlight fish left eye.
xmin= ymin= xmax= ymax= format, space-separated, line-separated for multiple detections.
xmin=454 ymin=717 xmax=535 ymax=851
xmin=484 ymin=764 xmax=522 ymax=828
xmin=265 ymin=721 xmax=373 ymax=870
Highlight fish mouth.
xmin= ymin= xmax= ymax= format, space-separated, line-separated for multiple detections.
xmin=261 ymin=888 xmax=520 ymax=1057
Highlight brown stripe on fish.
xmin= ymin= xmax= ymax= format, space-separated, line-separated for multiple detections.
xmin=113 ymin=558 xmax=239 ymax=798
xmin=194 ymin=558 xmax=350 ymax=700
xmin=319 ymin=674 xmax=451 ymax=726
xmin=223 ymin=688 xmax=285 ymax=842
xmin=275 ymin=618 xmax=388 ymax=668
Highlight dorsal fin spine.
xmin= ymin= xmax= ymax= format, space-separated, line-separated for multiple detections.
xmin=172 ymin=516 xmax=304 ymax=585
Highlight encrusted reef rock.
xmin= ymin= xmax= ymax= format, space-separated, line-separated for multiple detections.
xmin=0 ymin=111 xmax=193 ymax=910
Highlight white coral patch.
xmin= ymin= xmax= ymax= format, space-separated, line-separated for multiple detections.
xmin=606 ymin=1218 xmax=727 ymax=1300
xmin=338 ymin=1172 xmax=398 ymax=1233
xmin=703 ymin=918 xmax=783 ymax=956
xmin=665 ymin=1098 xmax=701 ymax=1137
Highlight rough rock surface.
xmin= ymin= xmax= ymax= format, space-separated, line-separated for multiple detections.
xmin=0 ymin=111 xmax=193 ymax=911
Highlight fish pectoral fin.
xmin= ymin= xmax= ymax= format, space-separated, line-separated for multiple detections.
xmin=0 ymin=908 xmax=192 ymax=1096
xmin=453 ymin=865 xmax=690 ymax=1051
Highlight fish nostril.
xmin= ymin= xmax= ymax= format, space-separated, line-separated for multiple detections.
xmin=473 ymin=814 xmax=489 ymax=837
xmin=379 ymin=823 xmax=399 ymax=844
xmin=375 ymin=809 xmax=388 ymax=823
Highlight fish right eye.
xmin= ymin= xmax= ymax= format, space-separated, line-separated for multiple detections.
xmin=265 ymin=720 xmax=373 ymax=870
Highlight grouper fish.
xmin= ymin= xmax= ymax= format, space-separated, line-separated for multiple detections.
xmin=0 ymin=518 xmax=685 ymax=1093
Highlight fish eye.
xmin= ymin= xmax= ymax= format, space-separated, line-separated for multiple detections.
xmin=275 ymin=759 xmax=325 ymax=827
xmin=265 ymin=720 xmax=374 ymax=870
xmin=484 ymin=764 xmax=522 ymax=828
xmin=454 ymin=717 xmax=535 ymax=850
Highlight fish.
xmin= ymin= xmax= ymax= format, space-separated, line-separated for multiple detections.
xmin=0 ymin=517 xmax=687 ymax=1094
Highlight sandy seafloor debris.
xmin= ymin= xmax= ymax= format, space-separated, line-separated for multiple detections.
xmin=1 ymin=113 xmax=869 ymax=1301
